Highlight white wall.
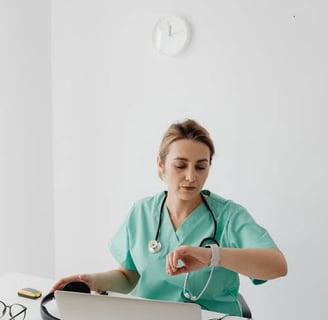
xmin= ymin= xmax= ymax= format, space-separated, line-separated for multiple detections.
xmin=0 ymin=0 xmax=54 ymax=278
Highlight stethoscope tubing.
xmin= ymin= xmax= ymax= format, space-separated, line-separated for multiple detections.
xmin=153 ymin=191 xmax=219 ymax=248
xmin=154 ymin=191 xmax=167 ymax=243
xmin=149 ymin=190 xmax=220 ymax=301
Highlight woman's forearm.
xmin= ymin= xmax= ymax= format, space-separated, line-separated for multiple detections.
xmin=219 ymin=247 xmax=287 ymax=280
xmin=92 ymin=268 xmax=140 ymax=293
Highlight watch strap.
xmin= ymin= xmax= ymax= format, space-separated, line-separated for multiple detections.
xmin=206 ymin=244 xmax=220 ymax=267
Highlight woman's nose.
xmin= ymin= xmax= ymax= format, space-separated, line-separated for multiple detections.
xmin=185 ymin=168 xmax=196 ymax=181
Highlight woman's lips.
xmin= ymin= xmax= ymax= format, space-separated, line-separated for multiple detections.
xmin=181 ymin=186 xmax=197 ymax=191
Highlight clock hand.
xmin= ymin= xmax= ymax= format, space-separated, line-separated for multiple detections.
xmin=171 ymin=30 xmax=181 ymax=36
xmin=167 ymin=22 xmax=172 ymax=37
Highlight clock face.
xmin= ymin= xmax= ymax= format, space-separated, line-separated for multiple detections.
xmin=153 ymin=16 xmax=191 ymax=56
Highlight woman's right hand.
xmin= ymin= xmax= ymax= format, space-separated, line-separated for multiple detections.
xmin=50 ymin=273 xmax=104 ymax=293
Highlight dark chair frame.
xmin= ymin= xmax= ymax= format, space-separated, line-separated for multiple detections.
xmin=238 ymin=293 xmax=252 ymax=319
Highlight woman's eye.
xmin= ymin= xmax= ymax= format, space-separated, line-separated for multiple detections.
xmin=175 ymin=165 xmax=207 ymax=170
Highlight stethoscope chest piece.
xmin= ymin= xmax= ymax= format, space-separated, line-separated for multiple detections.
xmin=148 ymin=239 xmax=161 ymax=253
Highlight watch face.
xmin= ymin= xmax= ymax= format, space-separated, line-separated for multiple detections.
xmin=153 ymin=16 xmax=191 ymax=56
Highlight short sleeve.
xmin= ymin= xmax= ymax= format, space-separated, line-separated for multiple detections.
xmin=108 ymin=206 xmax=137 ymax=271
xmin=226 ymin=203 xmax=277 ymax=285
xmin=226 ymin=204 xmax=277 ymax=249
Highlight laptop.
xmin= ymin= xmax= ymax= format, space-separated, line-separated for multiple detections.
xmin=55 ymin=290 xmax=202 ymax=320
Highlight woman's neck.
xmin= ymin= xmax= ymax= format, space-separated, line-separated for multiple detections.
xmin=165 ymin=193 xmax=202 ymax=230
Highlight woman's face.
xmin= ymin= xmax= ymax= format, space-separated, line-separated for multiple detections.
xmin=158 ymin=139 xmax=211 ymax=201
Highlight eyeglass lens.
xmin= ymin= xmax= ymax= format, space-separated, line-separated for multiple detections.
xmin=0 ymin=301 xmax=26 ymax=320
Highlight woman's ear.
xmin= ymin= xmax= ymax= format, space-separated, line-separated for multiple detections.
xmin=157 ymin=156 xmax=165 ymax=180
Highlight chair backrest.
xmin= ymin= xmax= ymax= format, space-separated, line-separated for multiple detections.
xmin=238 ymin=293 xmax=252 ymax=319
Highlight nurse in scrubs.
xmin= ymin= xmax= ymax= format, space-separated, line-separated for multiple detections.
xmin=52 ymin=119 xmax=287 ymax=317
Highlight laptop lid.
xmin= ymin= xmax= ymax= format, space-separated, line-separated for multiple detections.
xmin=54 ymin=290 xmax=202 ymax=320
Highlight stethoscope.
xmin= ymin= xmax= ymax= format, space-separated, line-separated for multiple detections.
xmin=148 ymin=191 xmax=220 ymax=301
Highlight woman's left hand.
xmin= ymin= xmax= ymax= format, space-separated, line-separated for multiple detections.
xmin=166 ymin=245 xmax=211 ymax=276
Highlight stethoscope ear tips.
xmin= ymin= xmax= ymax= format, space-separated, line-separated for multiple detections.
xmin=148 ymin=240 xmax=161 ymax=253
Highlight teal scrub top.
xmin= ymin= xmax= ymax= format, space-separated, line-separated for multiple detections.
xmin=109 ymin=190 xmax=277 ymax=317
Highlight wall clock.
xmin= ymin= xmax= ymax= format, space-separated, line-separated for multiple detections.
xmin=153 ymin=16 xmax=191 ymax=56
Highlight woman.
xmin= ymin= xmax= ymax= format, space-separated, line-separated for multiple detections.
xmin=52 ymin=119 xmax=287 ymax=316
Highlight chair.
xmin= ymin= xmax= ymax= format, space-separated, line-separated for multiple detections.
xmin=238 ymin=293 xmax=252 ymax=319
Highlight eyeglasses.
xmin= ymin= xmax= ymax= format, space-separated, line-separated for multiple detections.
xmin=0 ymin=301 xmax=27 ymax=320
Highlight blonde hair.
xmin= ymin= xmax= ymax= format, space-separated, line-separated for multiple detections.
xmin=158 ymin=119 xmax=215 ymax=178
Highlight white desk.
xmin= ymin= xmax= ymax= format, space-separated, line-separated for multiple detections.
xmin=0 ymin=272 xmax=54 ymax=319
xmin=0 ymin=272 xmax=245 ymax=320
